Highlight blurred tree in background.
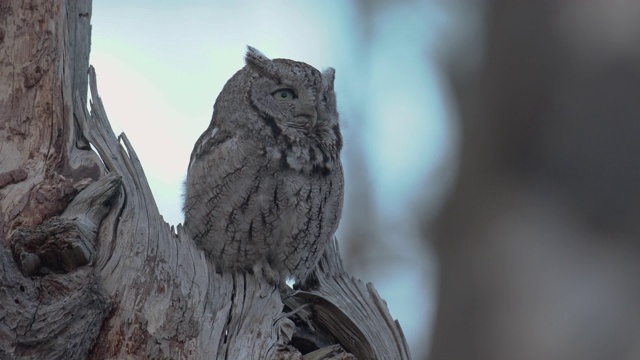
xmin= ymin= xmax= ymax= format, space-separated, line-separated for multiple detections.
xmin=428 ymin=1 xmax=640 ymax=359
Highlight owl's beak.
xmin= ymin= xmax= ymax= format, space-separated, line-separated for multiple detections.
xmin=297 ymin=108 xmax=317 ymax=129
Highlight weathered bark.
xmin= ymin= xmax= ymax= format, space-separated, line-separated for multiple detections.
xmin=1 ymin=1 xmax=106 ymax=359
xmin=0 ymin=1 xmax=410 ymax=359
xmin=284 ymin=240 xmax=410 ymax=360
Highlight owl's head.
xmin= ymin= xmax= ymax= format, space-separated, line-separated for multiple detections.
xmin=241 ymin=47 xmax=340 ymax=150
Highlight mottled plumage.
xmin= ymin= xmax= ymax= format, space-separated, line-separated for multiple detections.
xmin=183 ymin=47 xmax=343 ymax=285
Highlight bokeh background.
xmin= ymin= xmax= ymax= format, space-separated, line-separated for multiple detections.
xmin=90 ymin=1 xmax=640 ymax=359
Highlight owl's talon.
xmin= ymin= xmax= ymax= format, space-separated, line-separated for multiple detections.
xmin=252 ymin=260 xmax=280 ymax=285
xmin=283 ymin=304 xmax=317 ymax=334
xmin=253 ymin=261 xmax=284 ymax=298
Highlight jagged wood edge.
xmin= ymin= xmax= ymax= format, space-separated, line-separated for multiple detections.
xmin=285 ymin=239 xmax=412 ymax=360
xmin=79 ymin=67 xmax=296 ymax=359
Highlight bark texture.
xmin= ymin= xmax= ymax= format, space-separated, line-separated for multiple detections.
xmin=0 ymin=1 xmax=410 ymax=359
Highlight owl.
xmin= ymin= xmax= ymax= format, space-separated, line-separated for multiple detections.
xmin=183 ymin=46 xmax=344 ymax=286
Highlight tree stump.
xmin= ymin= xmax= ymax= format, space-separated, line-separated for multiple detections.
xmin=0 ymin=0 xmax=410 ymax=359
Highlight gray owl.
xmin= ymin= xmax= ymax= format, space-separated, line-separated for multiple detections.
xmin=183 ymin=47 xmax=344 ymax=286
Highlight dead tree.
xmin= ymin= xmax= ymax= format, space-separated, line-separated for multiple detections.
xmin=0 ymin=1 xmax=410 ymax=359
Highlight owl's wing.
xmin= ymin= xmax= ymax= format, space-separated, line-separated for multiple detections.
xmin=183 ymin=121 xmax=274 ymax=270
xmin=188 ymin=126 xmax=232 ymax=171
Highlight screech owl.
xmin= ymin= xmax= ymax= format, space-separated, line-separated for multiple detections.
xmin=183 ymin=46 xmax=344 ymax=286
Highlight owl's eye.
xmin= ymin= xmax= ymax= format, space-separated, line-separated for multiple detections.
xmin=273 ymin=88 xmax=296 ymax=101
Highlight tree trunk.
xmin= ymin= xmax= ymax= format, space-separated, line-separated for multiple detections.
xmin=0 ymin=1 xmax=410 ymax=359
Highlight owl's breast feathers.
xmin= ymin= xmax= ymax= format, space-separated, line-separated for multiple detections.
xmin=255 ymin=111 xmax=341 ymax=178
xmin=259 ymin=131 xmax=339 ymax=178
xmin=191 ymin=121 xmax=339 ymax=181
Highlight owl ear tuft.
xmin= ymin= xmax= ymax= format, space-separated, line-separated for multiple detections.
xmin=245 ymin=46 xmax=272 ymax=70
xmin=322 ymin=68 xmax=336 ymax=91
